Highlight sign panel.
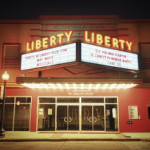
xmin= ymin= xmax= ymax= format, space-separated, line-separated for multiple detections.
xmin=48 ymin=109 xmax=52 ymax=115
xmin=128 ymin=106 xmax=139 ymax=119
xmin=81 ymin=43 xmax=139 ymax=71
xmin=39 ymin=108 xmax=44 ymax=115
xmin=21 ymin=43 xmax=76 ymax=70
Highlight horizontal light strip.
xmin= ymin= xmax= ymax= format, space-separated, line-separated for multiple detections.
xmin=21 ymin=83 xmax=137 ymax=89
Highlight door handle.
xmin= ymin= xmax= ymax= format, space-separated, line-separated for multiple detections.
xmin=68 ymin=117 xmax=72 ymax=122
xmin=93 ymin=117 xmax=97 ymax=123
xmin=88 ymin=117 xmax=92 ymax=122
xmin=64 ymin=117 xmax=72 ymax=122
xmin=64 ymin=117 xmax=67 ymax=123
xmin=88 ymin=117 xmax=97 ymax=123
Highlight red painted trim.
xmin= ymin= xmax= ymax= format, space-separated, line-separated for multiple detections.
xmin=138 ymin=42 xmax=150 ymax=44
xmin=118 ymin=34 xmax=129 ymax=37
xmin=30 ymin=35 xmax=122 ymax=38
xmin=40 ymin=29 xmax=118 ymax=32
xmin=2 ymin=43 xmax=21 ymax=46
xmin=30 ymin=28 xmax=41 ymax=31
xmin=0 ymin=20 xmax=40 ymax=24
xmin=40 ymin=15 xmax=119 ymax=20
xmin=30 ymin=35 xmax=84 ymax=38
xmin=30 ymin=28 xmax=128 ymax=32
xmin=30 ymin=29 xmax=119 ymax=32
xmin=119 ymin=19 xmax=150 ymax=23
xmin=30 ymin=35 xmax=41 ymax=37
xmin=118 ymin=28 xmax=128 ymax=30
xmin=41 ymin=23 xmax=117 ymax=26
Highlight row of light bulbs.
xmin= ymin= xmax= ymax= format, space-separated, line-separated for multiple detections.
xmin=21 ymin=83 xmax=137 ymax=89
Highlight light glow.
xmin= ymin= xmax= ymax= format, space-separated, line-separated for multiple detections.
xmin=81 ymin=84 xmax=84 ymax=90
xmin=73 ymin=83 xmax=77 ymax=89
xmin=2 ymin=71 xmax=10 ymax=81
xmin=21 ymin=83 xmax=137 ymax=89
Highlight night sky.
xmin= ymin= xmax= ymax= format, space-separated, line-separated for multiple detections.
xmin=0 ymin=0 xmax=150 ymax=19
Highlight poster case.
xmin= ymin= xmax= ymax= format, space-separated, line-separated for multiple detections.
xmin=128 ymin=106 xmax=139 ymax=119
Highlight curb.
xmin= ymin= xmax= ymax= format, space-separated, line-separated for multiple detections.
xmin=0 ymin=138 xmax=150 ymax=142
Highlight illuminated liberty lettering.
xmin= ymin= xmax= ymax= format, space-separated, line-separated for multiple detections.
xmin=112 ymin=38 xmax=119 ymax=49
xmin=26 ymin=42 xmax=31 ymax=52
xmin=35 ymin=40 xmax=41 ymax=50
xmin=84 ymin=31 xmax=133 ymax=51
xmin=96 ymin=34 xmax=103 ymax=45
xmin=65 ymin=31 xmax=73 ymax=42
xmin=50 ymin=36 xmax=56 ymax=46
xmin=57 ymin=33 xmax=64 ymax=44
xmin=104 ymin=36 xmax=111 ymax=47
xmin=42 ymin=37 xmax=48 ymax=49
xmin=26 ymin=31 xmax=73 ymax=52
xmin=84 ymin=31 xmax=91 ymax=42
xmin=119 ymin=39 xmax=125 ymax=50
xmin=126 ymin=41 xmax=133 ymax=51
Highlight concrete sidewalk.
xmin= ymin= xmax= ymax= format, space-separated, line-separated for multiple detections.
xmin=0 ymin=132 xmax=150 ymax=142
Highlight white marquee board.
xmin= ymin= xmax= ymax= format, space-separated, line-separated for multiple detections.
xmin=21 ymin=43 xmax=76 ymax=70
xmin=81 ymin=43 xmax=139 ymax=71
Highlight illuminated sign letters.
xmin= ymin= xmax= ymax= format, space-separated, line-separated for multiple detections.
xmin=26 ymin=31 xmax=73 ymax=52
xmin=81 ymin=43 xmax=139 ymax=71
xmin=84 ymin=31 xmax=133 ymax=51
xmin=26 ymin=30 xmax=133 ymax=53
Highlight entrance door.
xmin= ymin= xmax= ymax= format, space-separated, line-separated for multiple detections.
xmin=82 ymin=105 xmax=104 ymax=131
xmin=57 ymin=105 xmax=79 ymax=131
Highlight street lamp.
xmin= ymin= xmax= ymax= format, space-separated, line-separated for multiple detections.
xmin=0 ymin=71 xmax=9 ymax=136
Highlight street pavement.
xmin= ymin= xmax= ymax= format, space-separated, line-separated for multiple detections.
xmin=0 ymin=141 xmax=150 ymax=150
xmin=0 ymin=132 xmax=150 ymax=142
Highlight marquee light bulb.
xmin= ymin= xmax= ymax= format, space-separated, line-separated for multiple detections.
xmin=21 ymin=83 xmax=137 ymax=89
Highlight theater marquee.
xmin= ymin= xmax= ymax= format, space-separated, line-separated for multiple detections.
xmin=21 ymin=31 xmax=138 ymax=71
xmin=81 ymin=43 xmax=139 ymax=71
xmin=21 ymin=43 xmax=76 ymax=70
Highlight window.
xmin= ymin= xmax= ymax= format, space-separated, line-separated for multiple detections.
xmin=2 ymin=97 xmax=31 ymax=131
xmin=2 ymin=44 xmax=20 ymax=69
xmin=57 ymin=98 xmax=79 ymax=103
xmin=38 ymin=98 xmax=55 ymax=131
xmin=148 ymin=107 xmax=150 ymax=119
xmin=105 ymin=98 xmax=117 ymax=103
xmin=140 ymin=43 xmax=150 ymax=69
xmin=81 ymin=98 xmax=104 ymax=103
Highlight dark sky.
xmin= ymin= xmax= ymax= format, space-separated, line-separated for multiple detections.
xmin=0 ymin=0 xmax=150 ymax=19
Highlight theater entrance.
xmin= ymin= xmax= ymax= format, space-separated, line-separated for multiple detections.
xmin=82 ymin=105 xmax=104 ymax=131
xmin=38 ymin=97 xmax=118 ymax=132
xmin=57 ymin=105 xmax=79 ymax=130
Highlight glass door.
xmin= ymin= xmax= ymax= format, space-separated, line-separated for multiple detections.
xmin=57 ymin=106 xmax=67 ymax=130
xmin=93 ymin=106 xmax=104 ymax=131
xmin=82 ymin=105 xmax=104 ymax=131
xmin=38 ymin=104 xmax=55 ymax=131
xmin=57 ymin=105 xmax=79 ymax=131
xmin=106 ymin=104 xmax=118 ymax=131
xmin=82 ymin=106 xmax=92 ymax=130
